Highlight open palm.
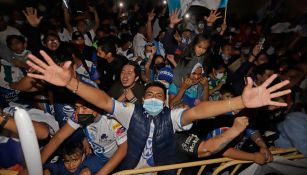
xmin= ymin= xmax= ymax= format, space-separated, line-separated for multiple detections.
xmin=242 ymin=75 xmax=291 ymax=108
xmin=23 ymin=7 xmax=43 ymax=27
xmin=26 ymin=50 xmax=72 ymax=87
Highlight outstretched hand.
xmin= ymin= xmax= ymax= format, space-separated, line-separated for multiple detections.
xmin=242 ymin=74 xmax=291 ymax=108
xmin=204 ymin=10 xmax=222 ymax=26
xmin=169 ymin=9 xmax=182 ymax=27
xmin=147 ymin=9 xmax=156 ymax=21
xmin=22 ymin=7 xmax=43 ymax=27
xmin=26 ymin=50 xmax=73 ymax=87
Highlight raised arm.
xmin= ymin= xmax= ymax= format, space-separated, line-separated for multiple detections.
xmin=26 ymin=50 xmax=114 ymax=113
xmin=0 ymin=114 xmax=49 ymax=140
xmin=182 ymin=74 xmax=291 ymax=126
xmin=146 ymin=9 xmax=156 ymax=42
xmin=63 ymin=7 xmax=73 ymax=33
xmin=41 ymin=123 xmax=75 ymax=164
xmin=23 ymin=7 xmax=43 ymax=28
xmin=95 ymin=141 xmax=127 ymax=175
xmin=251 ymin=131 xmax=273 ymax=163
xmin=198 ymin=116 xmax=249 ymax=157
xmin=169 ymin=78 xmax=192 ymax=107
xmin=10 ymin=76 xmax=44 ymax=92
xmin=88 ymin=6 xmax=100 ymax=32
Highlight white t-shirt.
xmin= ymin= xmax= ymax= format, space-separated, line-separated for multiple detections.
xmin=75 ymin=60 xmax=94 ymax=79
xmin=0 ymin=26 xmax=22 ymax=61
xmin=0 ymin=60 xmax=24 ymax=103
xmin=133 ymin=33 xmax=147 ymax=58
xmin=68 ymin=115 xmax=127 ymax=159
xmin=72 ymin=28 xmax=95 ymax=46
xmin=3 ymin=107 xmax=59 ymax=136
xmin=58 ymin=28 xmax=72 ymax=42
xmin=111 ymin=100 xmax=192 ymax=169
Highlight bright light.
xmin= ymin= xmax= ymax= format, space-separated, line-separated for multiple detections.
xmin=185 ymin=13 xmax=190 ymax=19
xmin=163 ymin=0 xmax=167 ymax=5
xmin=119 ymin=2 xmax=124 ymax=7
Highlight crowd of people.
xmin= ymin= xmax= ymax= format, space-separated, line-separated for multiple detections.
xmin=0 ymin=0 xmax=306 ymax=174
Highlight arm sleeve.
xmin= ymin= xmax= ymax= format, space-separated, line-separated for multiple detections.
xmin=175 ymin=133 xmax=202 ymax=158
xmin=67 ymin=118 xmax=81 ymax=130
xmin=171 ymin=108 xmax=193 ymax=132
xmin=111 ymin=99 xmax=135 ymax=129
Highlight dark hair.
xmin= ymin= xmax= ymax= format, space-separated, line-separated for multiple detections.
xmin=119 ymin=33 xmax=132 ymax=47
xmin=6 ymin=35 xmax=26 ymax=48
xmin=254 ymin=63 xmax=277 ymax=76
xmin=43 ymin=33 xmax=60 ymax=44
xmin=150 ymin=55 xmax=165 ymax=70
xmin=211 ymin=57 xmax=226 ymax=73
xmin=62 ymin=142 xmax=84 ymax=156
xmin=125 ymin=61 xmax=141 ymax=78
xmin=97 ymin=38 xmax=116 ymax=55
xmin=220 ymin=84 xmax=235 ymax=96
xmin=180 ymin=34 xmax=210 ymax=66
xmin=145 ymin=81 xmax=167 ymax=98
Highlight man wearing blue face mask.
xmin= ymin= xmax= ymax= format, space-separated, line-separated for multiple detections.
xmin=26 ymin=50 xmax=291 ymax=175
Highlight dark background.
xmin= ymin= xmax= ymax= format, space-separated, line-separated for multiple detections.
xmin=0 ymin=0 xmax=306 ymax=21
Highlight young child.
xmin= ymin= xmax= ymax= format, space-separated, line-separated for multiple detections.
xmin=43 ymin=142 xmax=103 ymax=175
xmin=208 ymin=59 xmax=227 ymax=101
xmin=169 ymin=63 xmax=208 ymax=108
xmin=6 ymin=35 xmax=31 ymax=71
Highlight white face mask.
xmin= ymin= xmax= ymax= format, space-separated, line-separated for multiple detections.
xmin=14 ymin=50 xmax=29 ymax=56
xmin=121 ymin=20 xmax=128 ymax=24
xmin=216 ymin=73 xmax=224 ymax=79
xmin=145 ymin=52 xmax=151 ymax=58
xmin=222 ymin=54 xmax=230 ymax=61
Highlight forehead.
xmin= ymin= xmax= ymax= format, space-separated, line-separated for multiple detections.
xmin=64 ymin=153 xmax=82 ymax=160
xmin=196 ymin=40 xmax=209 ymax=47
xmin=215 ymin=67 xmax=226 ymax=72
xmin=10 ymin=38 xmax=22 ymax=44
xmin=192 ymin=67 xmax=202 ymax=74
xmin=122 ymin=65 xmax=135 ymax=71
xmin=146 ymin=86 xmax=164 ymax=94
xmin=75 ymin=100 xmax=88 ymax=107
xmin=155 ymin=56 xmax=164 ymax=62
xmin=145 ymin=45 xmax=153 ymax=50
xmin=46 ymin=35 xmax=58 ymax=40
xmin=74 ymin=37 xmax=84 ymax=41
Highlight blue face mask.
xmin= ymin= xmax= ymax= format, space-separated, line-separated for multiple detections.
xmin=143 ymin=98 xmax=164 ymax=116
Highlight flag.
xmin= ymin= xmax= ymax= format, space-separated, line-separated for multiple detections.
xmin=167 ymin=0 xmax=192 ymax=16
xmin=168 ymin=0 xmax=228 ymax=16
xmin=191 ymin=0 xmax=228 ymax=10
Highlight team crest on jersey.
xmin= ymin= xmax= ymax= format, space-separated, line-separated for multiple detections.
xmin=121 ymin=102 xmax=129 ymax=107
xmin=100 ymin=133 xmax=108 ymax=140
xmin=116 ymin=127 xmax=126 ymax=136
xmin=112 ymin=122 xmax=121 ymax=130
